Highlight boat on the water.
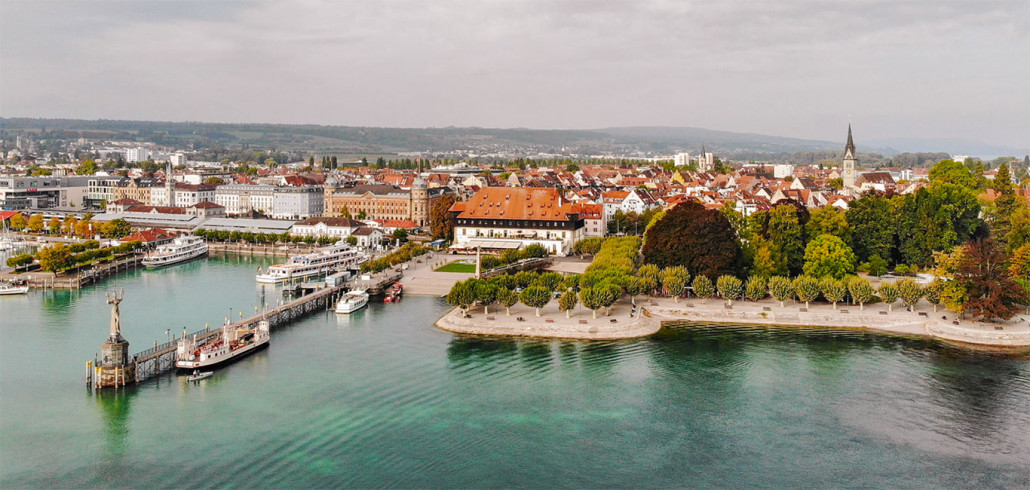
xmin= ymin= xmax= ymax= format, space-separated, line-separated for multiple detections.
xmin=176 ymin=320 xmax=270 ymax=371
xmin=142 ymin=235 xmax=208 ymax=268
xmin=185 ymin=370 xmax=213 ymax=382
xmin=0 ymin=282 xmax=29 ymax=295
xmin=335 ymin=289 xmax=369 ymax=314
xmin=256 ymin=243 xmax=366 ymax=284
xmin=383 ymin=282 xmax=403 ymax=303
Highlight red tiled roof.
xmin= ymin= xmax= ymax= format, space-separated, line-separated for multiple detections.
xmin=126 ymin=205 xmax=185 ymax=214
xmin=190 ymin=201 xmax=223 ymax=209
xmin=450 ymin=187 xmax=575 ymax=221
xmin=374 ymin=219 xmax=419 ymax=229
xmin=123 ymin=228 xmax=178 ymax=243
xmin=0 ymin=211 xmax=24 ymax=222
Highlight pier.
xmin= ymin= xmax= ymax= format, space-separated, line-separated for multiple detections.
xmin=86 ymin=269 xmax=405 ymax=388
xmin=4 ymin=254 xmax=143 ymax=290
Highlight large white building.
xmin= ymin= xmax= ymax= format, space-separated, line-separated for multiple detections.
xmin=448 ymin=187 xmax=586 ymax=256
xmin=125 ymin=147 xmax=152 ymax=163
xmin=215 ymin=184 xmax=276 ymax=215
xmin=271 ymin=186 xmax=324 ymax=220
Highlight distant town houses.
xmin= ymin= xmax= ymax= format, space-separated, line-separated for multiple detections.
xmin=6 ymin=125 xmax=1027 ymax=259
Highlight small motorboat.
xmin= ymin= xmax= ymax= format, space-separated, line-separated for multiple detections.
xmin=185 ymin=370 xmax=214 ymax=382
xmin=0 ymin=282 xmax=29 ymax=295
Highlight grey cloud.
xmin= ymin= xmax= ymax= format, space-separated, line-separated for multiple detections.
xmin=1 ymin=0 xmax=1027 ymax=149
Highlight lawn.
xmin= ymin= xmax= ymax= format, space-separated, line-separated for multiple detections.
xmin=434 ymin=261 xmax=477 ymax=273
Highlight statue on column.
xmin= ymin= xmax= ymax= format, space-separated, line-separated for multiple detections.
xmin=106 ymin=289 xmax=125 ymax=342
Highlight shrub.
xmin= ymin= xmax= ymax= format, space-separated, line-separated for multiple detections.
xmin=820 ymin=277 xmax=847 ymax=309
xmin=744 ymin=276 xmax=767 ymax=302
xmin=716 ymin=275 xmax=743 ymax=305
xmin=847 ymin=277 xmax=874 ymax=310
xmin=897 ymin=278 xmax=923 ymax=308
xmin=769 ymin=276 xmax=793 ymax=307
xmin=792 ymin=275 xmax=821 ymax=308
xmin=878 ymin=282 xmax=900 ymax=311
xmin=692 ymin=275 xmax=714 ymax=301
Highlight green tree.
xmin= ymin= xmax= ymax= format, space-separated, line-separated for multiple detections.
xmin=446 ymin=279 xmax=477 ymax=315
xmin=558 ymin=290 xmax=578 ymax=318
xmin=897 ymin=278 xmax=923 ymax=309
xmin=803 ymin=234 xmax=857 ymax=279
xmin=475 ymin=282 xmax=498 ymax=315
xmin=596 ymin=283 xmax=622 ymax=316
xmin=519 ymin=286 xmax=551 ymax=317
xmin=345 ymin=236 xmax=358 ymax=246
xmin=864 ymin=254 xmax=888 ymax=277
xmin=75 ymin=159 xmax=98 ymax=175
xmin=878 ymin=283 xmax=900 ymax=312
xmin=745 ymin=276 xmax=767 ymax=302
xmin=664 ymin=276 xmax=686 ymax=302
xmin=928 ymin=159 xmax=978 ymax=189
xmin=99 ymin=218 xmax=132 ymax=238
xmin=923 ymin=280 xmax=945 ymax=312
xmin=580 ymin=287 xmax=602 ymax=319
xmin=846 ymin=194 xmax=894 ymax=263
xmin=820 ymin=277 xmax=847 ymax=309
xmin=893 ymin=183 xmax=982 ymax=266
xmin=767 ymin=204 xmax=807 ymax=276
xmin=660 ymin=266 xmax=690 ymax=292
xmin=637 ymin=276 xmax=658 ymax=299
xmin=642 ymin=201 xmax=745 ymax=279
xmin=716 ymin=275 xmax=743 ymax=305
xmin=692 ymin=275 xmax=715 ymax=302
xmin=340 ymin=204 xmax=352 ymax=219
xmin=848 ymin=276 xmax=875 ymax=310
xmin=497 ymin=288 xmax=519 ymax=316
xmin=792 ymin=276 xmax=821 ymax=308
xmin=749 ymin=236 xmax=787 ymax=278
xmin=769 ymin=276 xmax=793 ymax=307
xmin=806 ymin=207 xmax=852 ymax=244
xmin=47 ymin=217 xmax=61 ymax=234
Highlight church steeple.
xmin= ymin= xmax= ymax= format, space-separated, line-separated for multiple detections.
xmin=844 ymin=124 xmax=856 ymax=159
xmin=841 ymin=124 xmax=858 ymax=191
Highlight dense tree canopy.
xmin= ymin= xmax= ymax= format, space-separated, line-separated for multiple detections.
xmin=803 ymin=234 xmax=857 ymax=279
xmin=429 ymin=194 xmax=459 ymax=240
xmin=642 ymin=201 xmax=745 ymax=279
xmin=846 ymin=194 xmax=894 ymax=263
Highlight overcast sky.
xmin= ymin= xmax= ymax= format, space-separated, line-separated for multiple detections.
xmin=2 ymin=0 xmax=1028 ymax=148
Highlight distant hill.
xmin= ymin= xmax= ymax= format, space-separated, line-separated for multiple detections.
xmin=3 ymin=117 xmax=1018 ymax=161
xmin=588 ymin=126 xmax=842 ymax=154
xmin=865 ymin=137 xmax=1029 ymax=159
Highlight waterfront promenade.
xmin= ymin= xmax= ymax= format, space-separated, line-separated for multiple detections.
xmin=436 ymin=294 xmax=1030 ymax=349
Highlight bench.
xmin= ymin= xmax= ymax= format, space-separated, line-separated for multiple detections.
xmin=879 ymin=311 xmax=888 ymax=315
xmin=995 ymin=326 xmax=1003 ymax=330
xmin=579 ymin=320 xmax=588 ymax=324
xmin=840 ymin=310 xmax=849 ymax=314
xmin=953 ymin=320 xmax=960 ymax=325
xmin=486 ymin=316 xmax=495 ymax=321
xmin=724 ymin=305 xmax=733 ymax=309
xmin=763 ymin=306 xmax=771 ymax=311
xmin=610 ymin=319 xmax=617 ymax=323
xmin=545 ymin=318 xmax=554 ymax=323
xmin=798 ymin=308 xmax=807 ymax=312
xmin=918 ymin=312 xmax=928 ymax=317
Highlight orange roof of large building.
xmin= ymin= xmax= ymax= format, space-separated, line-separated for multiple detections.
xmin=450 ymin=187 xmax=576 ymax=221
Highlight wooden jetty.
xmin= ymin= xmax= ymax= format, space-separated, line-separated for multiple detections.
xmin=86 ymin=269 xmax=405 ymax=388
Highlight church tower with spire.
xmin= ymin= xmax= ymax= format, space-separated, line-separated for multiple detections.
xmin=841 ymin=124 xmax=858 ymax=190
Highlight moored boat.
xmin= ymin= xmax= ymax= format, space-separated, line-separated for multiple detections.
xmin=185 ymin=370 xmax=213 ymax=382
xmin=176 ymin=320 xmax=270 ymax=371
xmin=0 ymin=282 xmax=29 ymax=295
xmin=142 ymin=235 xmax=208 ymax=268
xmin=383 ymin=282 xmax=403 ymax=303
xmin=256 ymin=243 xmax=366 ymax=284
xmin=335 ymin=289 xmax=369 ymax=314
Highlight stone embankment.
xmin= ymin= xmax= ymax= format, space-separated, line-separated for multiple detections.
xmin=436 ymin=295 xmax=1030 ymax=349
xmin=207 ymin=242 xmax=320 ymax=256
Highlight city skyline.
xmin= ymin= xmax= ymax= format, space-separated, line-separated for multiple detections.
xmin=1 ymin=0 xmax=1027 ymax=149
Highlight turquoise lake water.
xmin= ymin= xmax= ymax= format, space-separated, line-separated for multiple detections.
xmin=1 ymin=255 xmax=1028 ymax=487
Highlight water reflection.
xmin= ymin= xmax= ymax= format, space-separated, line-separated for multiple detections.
xmin=94 ymin=388 xmax=136 ymax=461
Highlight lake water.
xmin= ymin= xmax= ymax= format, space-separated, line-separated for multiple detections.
xmin=1 ymin=255 xmax=1028 ymax=488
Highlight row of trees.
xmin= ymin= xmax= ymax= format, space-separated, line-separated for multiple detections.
xmin=34 ymin=241 xmax=141 ymax=272
xmin=9 ymin=214 xmax=132 ymax=239
xmin=194 ymin=228 xmax=342 ymax=245
xmin=360 ymin=242 xmax=431 ymax=273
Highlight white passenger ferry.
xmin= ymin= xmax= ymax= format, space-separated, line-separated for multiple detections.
xmin=142 ymin=235 xmax=208 ymax=268
xmin=176 ymin=320 xmax=270 ymax=371
xmin=335 ymin=289 xmax=369 ymax=314
xmin=256 ymin=243 xmax=366 ymax=284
